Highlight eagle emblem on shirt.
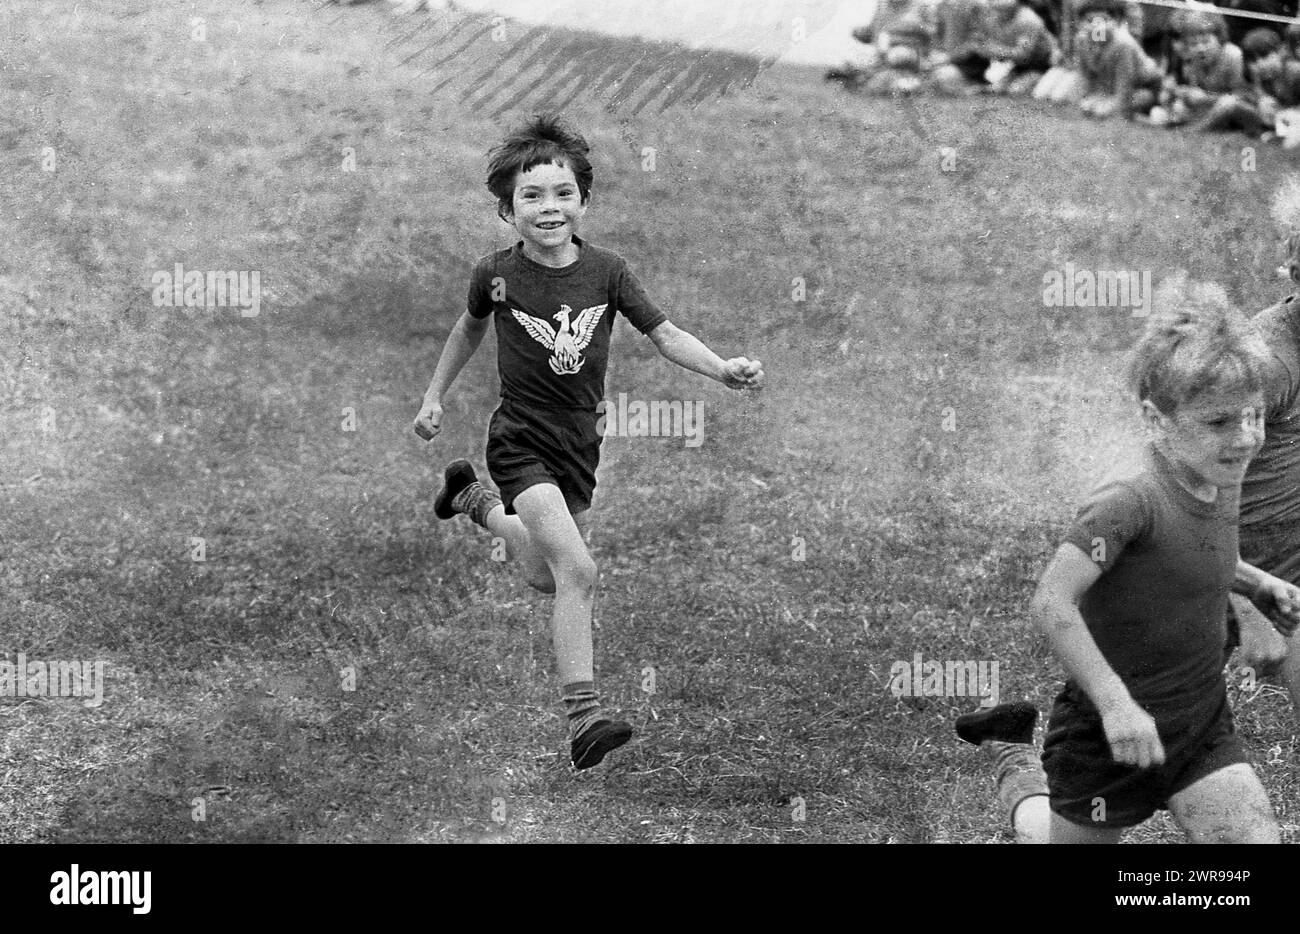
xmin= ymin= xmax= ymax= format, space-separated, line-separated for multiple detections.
xmin=511 ymin=303 xmax=607 ymax=375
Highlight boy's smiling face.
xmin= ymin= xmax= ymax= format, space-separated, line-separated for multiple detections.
xmin=1145 ymin=385 xmax=1265 ymax=493
xmin=506 ymin=160 xmax=587 ymax=265
xmin=1184 ymin=31 xmax=1222 ymax=66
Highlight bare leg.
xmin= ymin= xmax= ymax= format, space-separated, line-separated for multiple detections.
xmin=1012 ymin=794 xmax=1051 ymax=844
xmin=482 ymin=503 xmax=588 ymax=594
xmin=510 ymin=483 xmax=597 ymax=688
xmin=1050 ymin=811 xmax=1123 ymax=844
xmin=1168 ymin=763 xmax=1280 ymax=843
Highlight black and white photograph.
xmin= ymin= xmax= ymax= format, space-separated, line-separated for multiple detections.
xmin=3 ymin=0 xmax=1300 ymax=899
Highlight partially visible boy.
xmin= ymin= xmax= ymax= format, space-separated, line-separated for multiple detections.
xmin=1154 ymin=26 xmax=1284 ymax=135
xmin=1149 ymin=10 xmax=1245 ymax=128
xmin=1217 ymin=28 xmax=1300 ymax=137
xmin=1229 ymin=179 xmax=1300 ymax=722
xmin=1075 ymin=0 xmax=1164 ymax=118
xmin=1221 ymin=0 xmax=1293 ymax=49
xmin=829 ymin=0 xmax=937 ymax=93
xmin=933 ymin=0 xmax=992 ymax=64
xmin=933 ymin=0 xmax=1057 ymax=95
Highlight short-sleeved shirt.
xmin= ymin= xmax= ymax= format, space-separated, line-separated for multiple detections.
xmin=1062 ymin=444 xmax=1239 ymax=716
xmin=1082 ymin=27 xmax=1164 ymax=100
xmin=1240 ymin=295 xmax=1300 ymax=583
xmin=1258 ymin=60 xmax=1300 ymax=108
xmin=466 ymin=237 xmax=668 ymax=411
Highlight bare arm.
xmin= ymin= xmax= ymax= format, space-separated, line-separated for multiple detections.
xmin=646 ymin=320 xmax=763 ymax=390
xmin=1235 ymin=557 xmax=1300 ymax=636
xmin=1030 ymin=542 xmax=1166 ymax=767
xmin=413 ymin=312 xmax=491 ymax=440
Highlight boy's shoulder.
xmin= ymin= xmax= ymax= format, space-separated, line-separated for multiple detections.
xmin=1075 ymin=454 xmax=1156 ymax=516
xmin=469 ymin=244 xmax=518 ymax=276
xmin=576 ymin=240 xmax=630 ymax=272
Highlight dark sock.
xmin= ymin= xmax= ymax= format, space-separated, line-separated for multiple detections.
xmin=451 ymin=482 xmax=501 ymax=529
xmin=561 ymin=681 xmax=603 ymax=740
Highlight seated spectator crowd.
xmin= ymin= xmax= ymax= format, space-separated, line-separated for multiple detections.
xmin=827 ymin=0 xmax=1300 ymax=142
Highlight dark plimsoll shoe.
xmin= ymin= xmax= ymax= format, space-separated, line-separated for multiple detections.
xmin=571 ymin=719 xmax=633 ymax=770
xmin=955 ymin=701 xmax=1038 ymax=746
xmin=433 ymin=459 xmax=478 ymax=520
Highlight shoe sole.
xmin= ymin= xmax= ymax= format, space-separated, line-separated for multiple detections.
xmin=572 ymin=722 xmax=633 ymax=771
xmin=433 ymin=459 xmax=477 ymax=520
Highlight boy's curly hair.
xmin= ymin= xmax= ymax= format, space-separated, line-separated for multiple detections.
xmin=485 ymin=113 xmax=593 ymax=222
xmin=1241 ymin=27 xmax=1282 ymax=63
xmin=1128 ymin=275 xmax=1269 ymax=414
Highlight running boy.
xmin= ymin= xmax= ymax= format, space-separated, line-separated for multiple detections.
xmin=413 ymin=115 xmax=763 ymax=770
xmin=1228 ymin=179 xmax=1300 ymax=721
xmin=963 ymin=284 xmax=1300 ymax=843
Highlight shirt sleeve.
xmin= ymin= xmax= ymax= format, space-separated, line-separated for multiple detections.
xmin=466 ymin=257 xmax=494 ymax=319
xmin=614 ymin=260 xmax=669 ymax=335
xmin=1254 ymin=302 xmax=1300 ymax=418
xmin=1062 ymin=478 xmax=1153 ymax=574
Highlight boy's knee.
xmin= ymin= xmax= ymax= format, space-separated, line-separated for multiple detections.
xmin=556 ymin=555 xmax=598 ymax=592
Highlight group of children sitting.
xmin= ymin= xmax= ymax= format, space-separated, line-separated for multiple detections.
xmin=829 ymin=0 xmax=1300 ymax=143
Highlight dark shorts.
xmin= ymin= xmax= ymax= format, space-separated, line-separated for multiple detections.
xmin=485 ymin=397 xmax=601 ymax=516
xmin=1042 ymin=685 xmax=1249 ymax=829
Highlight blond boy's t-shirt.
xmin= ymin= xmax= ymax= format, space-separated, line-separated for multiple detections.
xmin=1062 ymin=445 xmax=1238 ymax=716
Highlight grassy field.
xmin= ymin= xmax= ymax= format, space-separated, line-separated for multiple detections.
xmin=1 ymin=0 xmax=1297 ymax=843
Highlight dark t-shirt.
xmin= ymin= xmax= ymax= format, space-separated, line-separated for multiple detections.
xmin=1259 ymin=60 xmax=1300 ymax=108
xmin=467 ymin=237 xmax=668 ymax=410
xmin=1240 ymin=295 xmax=1300 ymax=583
xmin=1063 ymin=445 xmax=1239 ymax=715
